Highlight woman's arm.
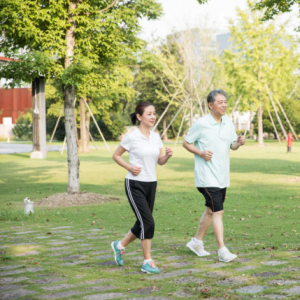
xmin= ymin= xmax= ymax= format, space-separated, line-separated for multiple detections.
xmin=158 ymin=147 xmax=173 ymax=166
xmin=112 ymin=145 xmax=141 ymax=176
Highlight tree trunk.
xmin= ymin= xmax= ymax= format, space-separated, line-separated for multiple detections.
xmin=74 ymin=107 xmax=79 ymax=147
xmin=250 ymin=121 xmax=254 ymax=139
xmin=64 ymin=85 xmax=80 ymax=192
xmin=85 ymin=108 xmax=91 ymax=150
xmin=79 ymin=97 xmax=88 ymax=152
xmin=171 ymin=124 xmax=176 ymax=138
xmin=257 ymin=105 xmax=264 ymax=146
xmin=64 ymin=1 xmax=80 ymax=193
xmin=163 ymin=118 xmax=168 ymax=141
xmin=257 ymin=68 xmax=264 ymax=146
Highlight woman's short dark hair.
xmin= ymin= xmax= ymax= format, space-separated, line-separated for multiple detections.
xmin=130 ymin=102 xmax=154 ymax=125
xmin=207 ymin=90 xmax=227 ymax=108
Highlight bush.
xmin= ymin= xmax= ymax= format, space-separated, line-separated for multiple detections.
xmin=46 ymin=115 xmax=66 ymax=141
xmin=91 ymin=114 xmax=126 ymax=141
xmin=12 ymin=110 xmax=32 ymax=140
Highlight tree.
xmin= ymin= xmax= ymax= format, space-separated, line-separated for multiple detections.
xmin=252 ymin=97 xmax=300 ymax=139
xmin=0 ymin=0 xmax=162 ymax=193
xmin=220 ymin=0 xmax=299 ymax=146
xmin=155 ymin=24 xmax=225 ymax=131
xmin=13 ymin=110 xmax=33 ymax=140
xmin=132 ymin=45 xmax=188 ymax=140
xmin=196 ymin=0 xmax=300 ymax=31
xmin=254 ymin=0 xmax=300 ymax=31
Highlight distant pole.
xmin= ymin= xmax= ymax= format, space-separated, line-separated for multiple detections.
xmin=276 ymin=98 xmax=299 ymax=141
xmin=267 ymin=110 xmax=281 ymax=143
xmin=48 ymin=106 xmax=64 ymax=150
xmin=230 ymin=95 xmax=242 ymax=116
xmin=189 ymin=66 xmax=193 ymax=125
xmin=88 ymin=128 xmax=99 ymax=152
xmin=266 ymin=85 xmax=287 ymax=140
xmin=175 ymin=107 xmax=187 ymax=146
xmin=83 ymin=97 xmax=111 ymax=153
xmin=288 ymin=81 xmax=299 ymax=99
xmin=152 ymin=74 xmax=188 ymax=131
xmin=160 ymin=101 xmax=186 ymax=138
xmin=61 ymin=136 xmax=67 ymax=155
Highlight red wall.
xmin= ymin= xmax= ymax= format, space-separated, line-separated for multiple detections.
xmin=0 ymin=88 xmax=32 ymax=124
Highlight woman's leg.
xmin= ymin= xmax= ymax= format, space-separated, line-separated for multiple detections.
xmin=141 ymin=239 xmax=151 ymax=260
xmin=121 ymin=230 xmax=137 ymax=247
xmin=141 ymin=181 xmax=157 ymax=261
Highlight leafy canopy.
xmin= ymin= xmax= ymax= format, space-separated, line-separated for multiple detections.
xmin=0 ymin=0 xmax=163 ymax=88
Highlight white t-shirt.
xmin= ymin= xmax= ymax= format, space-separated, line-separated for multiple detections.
xmin=120 ymin=128 xmax=163 ymax=182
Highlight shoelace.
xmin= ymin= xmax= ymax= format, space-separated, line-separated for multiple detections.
xmin=193 ymin=243 xmax=203 ymax=251
xmin=149 ymin=260 xmax=156 ymax=268
xmin=119 ymin=250 xmax=125 ymax=258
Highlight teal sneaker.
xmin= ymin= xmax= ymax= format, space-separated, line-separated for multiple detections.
xmin=111 ymin=240 xmax=125 ymax=266
xmin=141 ymin=260 xmax=160 ymax=274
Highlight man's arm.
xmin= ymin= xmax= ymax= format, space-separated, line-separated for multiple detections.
xmin=230 ymin=135 xmax=246 ymax=150
xmin=182 ymin=140 xmax=213 ymax=161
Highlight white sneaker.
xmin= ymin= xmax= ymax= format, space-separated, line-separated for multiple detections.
xmin=186 ymin=238 xmax=210 ymax=257
xmin=218 ymin=247 xmax=237 ymax=262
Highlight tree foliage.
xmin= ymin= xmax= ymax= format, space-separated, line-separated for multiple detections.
xmin=12 ymin=110 xmax=33 ymax=140
xmin=220 ymin=0 xmax=300 ymax=142
xmin=0 ymin=0 xmax=162 ymax=88
xmin=254 ymin=0 xmax=299 ymax=26
xmin=0 ymin=0 xmax=163 ymax=192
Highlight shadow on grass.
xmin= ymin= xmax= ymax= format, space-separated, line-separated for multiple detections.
xmin=166 ymin=157 xmax=300 ymax=176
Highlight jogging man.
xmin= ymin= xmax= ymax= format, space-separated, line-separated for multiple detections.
xmin=183 ymin=89 xmax=245 ymax=262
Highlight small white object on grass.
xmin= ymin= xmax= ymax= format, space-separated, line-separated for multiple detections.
xmin=24 ymin=197 xmax=34 ymax=215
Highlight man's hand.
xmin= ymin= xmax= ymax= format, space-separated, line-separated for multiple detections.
xmin=165 ymin=147 xmax=173 ymax=158
xmin=237 ymin=135 xmax=246 ymax=146
xmin=129 ymin=166 xmax=141 ymax=176
xmin=200 ymin=150 xmax=213 ymax=161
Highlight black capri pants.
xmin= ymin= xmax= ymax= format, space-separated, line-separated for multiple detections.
xmin=125 ymin=178 xmax=157 ymax=240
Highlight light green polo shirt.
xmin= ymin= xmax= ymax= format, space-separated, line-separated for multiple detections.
xmin=185 ymin=113 xmax=237 ymax=188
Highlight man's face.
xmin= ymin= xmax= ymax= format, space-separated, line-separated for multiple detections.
xmin=208 ymin=94 xmax=228 ymax=116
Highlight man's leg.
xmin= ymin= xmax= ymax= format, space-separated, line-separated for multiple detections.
xmin=213 ymin=210 xmax=236 ymax=262
xmin=187 ymin=206 xmax=212 ymax=257
xmin=195 ymin=207 xmax=213 ymax=240
xmin=212 ymin=210 xmax=224 ymax=249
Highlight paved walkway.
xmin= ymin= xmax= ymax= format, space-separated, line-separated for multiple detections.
xmin=1 ymin=224 xmax=299 ymax=299
xmin=0 ymin=142 xmax=62 ymax=154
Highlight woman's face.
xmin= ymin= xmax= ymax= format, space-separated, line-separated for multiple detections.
xmin=137 ymin=105 xmax=156 ymax=128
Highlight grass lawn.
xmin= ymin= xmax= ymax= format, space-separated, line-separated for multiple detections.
xmin=0 ymin=140 xmax=300 ymax=299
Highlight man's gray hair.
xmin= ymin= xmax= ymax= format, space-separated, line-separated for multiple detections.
xmin=207 ymin=90 xmax=227 ymax=106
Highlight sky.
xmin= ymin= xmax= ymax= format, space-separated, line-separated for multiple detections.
xmin=139 ymin=0 xmax=299 ymax=42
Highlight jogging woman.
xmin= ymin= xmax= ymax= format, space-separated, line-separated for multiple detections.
xmin=111 ymin=102 xmax=173 ymax=274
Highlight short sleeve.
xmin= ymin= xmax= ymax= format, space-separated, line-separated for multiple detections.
xmin=185 ymin=122 xmax=201 ymax=144
xmin=120 ymin=135 xmax=131 ymax=151
xmin=157 ymin=135 xmax=163 ymax=149
xmin=230 ymin=120 xmax=238 ymax=145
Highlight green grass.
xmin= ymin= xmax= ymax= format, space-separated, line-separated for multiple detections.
xmin=0 ymin=140 xmax=300 ymax=299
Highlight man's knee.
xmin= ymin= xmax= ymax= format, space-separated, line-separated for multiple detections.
xmin=206 ymin=207 xmax=214 ymax=217
xmin=213 ymin=210 xmax=224 ymax=216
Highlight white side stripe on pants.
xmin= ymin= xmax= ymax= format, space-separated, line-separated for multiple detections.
xmin=125 ymin=178 xmax=145 ymax=239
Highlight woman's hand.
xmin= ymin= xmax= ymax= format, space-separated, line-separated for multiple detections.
xmin=129 ymin=165 xmax=141 ymax=176
xmin=165 ymin=147 xmax=173 ymax=158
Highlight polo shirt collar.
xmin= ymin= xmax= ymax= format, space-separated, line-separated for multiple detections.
xmin=208 ymin=112 xmax=226 ymax=125
xmin=135 ymin=128 xmax=153 ymax=140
